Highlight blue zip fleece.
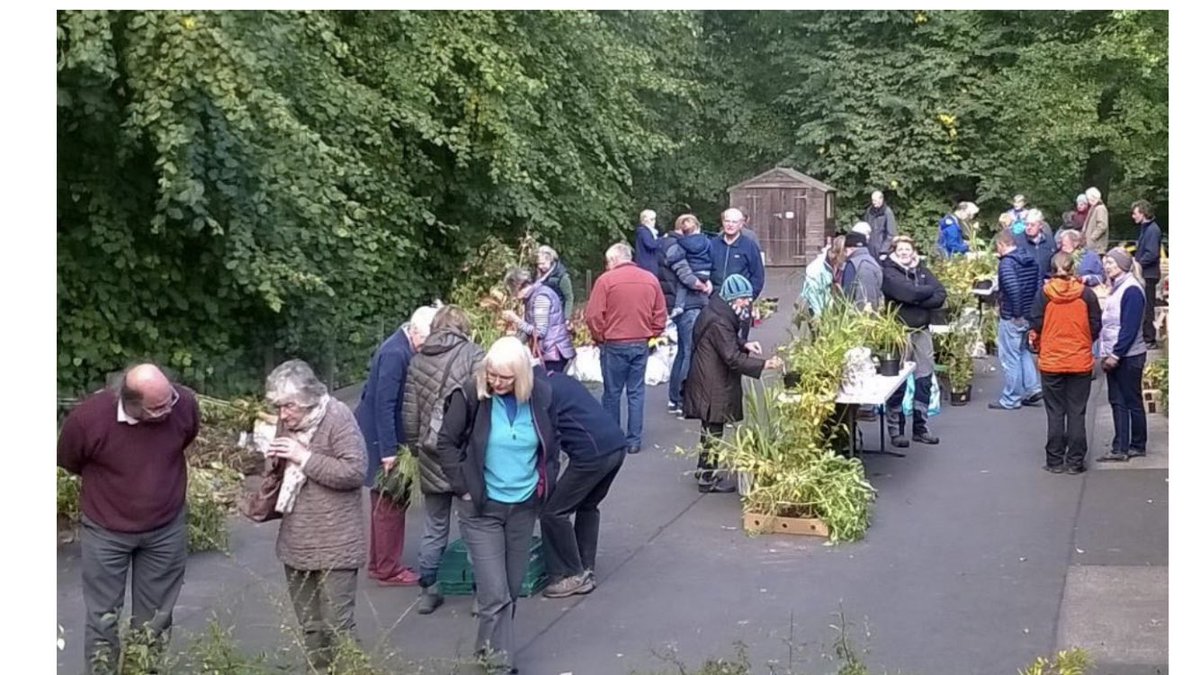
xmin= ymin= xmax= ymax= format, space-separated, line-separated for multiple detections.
xmin=710 ymin=233 xmax=765 ymax=299
xmin=541 ymin=368 xmax=626 ymax=464
xmin=484 ymin=394 xmax=538 ymax=503
xmin=998 ymin=247 xmax=1040 ymax=320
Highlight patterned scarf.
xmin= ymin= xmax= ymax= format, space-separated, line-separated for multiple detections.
xmin=274 ymin=394 xmax=331 ymax=515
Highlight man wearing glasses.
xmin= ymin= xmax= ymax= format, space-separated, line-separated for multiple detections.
xmin=58 ymin=363 xmax=201 ymax=673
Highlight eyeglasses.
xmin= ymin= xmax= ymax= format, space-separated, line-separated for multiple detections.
xmin=141 ymin=388 xmax=180 ymax=419
xmin=273 ymin=401 xmax=314 ymax=414
xmin=486 ymin=371 xmax=516 ymax=384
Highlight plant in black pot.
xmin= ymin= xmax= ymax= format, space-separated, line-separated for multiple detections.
xmin=865 ymin=306 xmax=909 ymax=377
xmin=944 ymin=331 xmax=976 ymax=405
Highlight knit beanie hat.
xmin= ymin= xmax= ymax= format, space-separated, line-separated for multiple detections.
xmin=1106 ymin=247 xmax=1133 ymax=272
xmin=845 ymin=231 xmax=869 ymax=249
xmin=719 ymin=274 xmax=754 ymax=302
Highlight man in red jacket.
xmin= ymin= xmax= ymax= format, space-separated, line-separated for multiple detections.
xmin=586 ymin=242 xmax=667 ymax=454
xmin=58 ymin=363 xmax=201 ymax=673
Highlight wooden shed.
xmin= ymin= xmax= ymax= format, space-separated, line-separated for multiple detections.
xmin=727 ymin=167 xmax=837 ymax=266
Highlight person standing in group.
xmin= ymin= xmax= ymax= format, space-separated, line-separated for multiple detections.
xmin=1017 ymin=209 xmax=1056 ymax=281
xmin=1007 ymin=194 xmax=1030 ymax=229
xmin=57 ymin=364 xmax=200 ymax=674
xmin=1029 ymin=253 xmax=1102 ymax=474
xmin=503 ymin=267 xmax=576 ymax=373
xmin=586 ymin=242 xmax=667 ymax=455
xmin=1082 ymin=187 xmax=1110 ymax=254
xmin=1064 ymin=194 xmax=1089 ymax=231
xmin=879 ymin=236 xmax=947 ymax=447
xmin=709 ymin=208 xmax=766 ymax=341
xmin=662 ymin=214 xmax=713 ymax=417
xmin=535 ymin=245 xmax=574 ymax=321
xmin=990 ymin=229 xmax=1043 ymax=411
xmin=436 ymin=337 xmax=559 ymax=674
xmin=1096 ymin=249 xmax=1150 ymax=462
xmin=937 ymin=202 xmax=974 ymax=257
xmin=402 ymin=305 xmax=485 ymax=615
xmin=840 ymin=230 xmax=884 ymax=311
xmin=1132 ymin=200 xmax=1163 ymax=349
xmin=863 ymin=190 xmax=897 ymax=260
xmin=355 ymin=305 xmax=438 ymax=587
xmin=537 ymin=367 xmax=627 ymax=599
xmin=683 ymin=274 xmax=783 ymax=493
xmin=800 ymin=235 xmax=847 ymax=318
xmin=633 ymin=209 xmax=662 ymax=273
xmin=263 ymin=360 xmax=368 ymax=672
xmin=1055 ymin=228 xmax=1104 ymax=287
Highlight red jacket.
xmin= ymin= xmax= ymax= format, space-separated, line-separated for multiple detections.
xmin=585 ymin=262 xmax=667 ymax=343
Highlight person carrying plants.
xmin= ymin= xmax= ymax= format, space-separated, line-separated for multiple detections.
xmin=1028 ymin=252 xmax=1102 ymax=474
xmin=683 ymin=274 xmax=783 ymax=493
xmin=880 ymin=236 xmax=947 ymax=447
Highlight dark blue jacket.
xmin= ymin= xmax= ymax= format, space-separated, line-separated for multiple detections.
xmin=354 ymin=327 xmax=413 ymax=487
xmin=937 ymin=214 xmax=970 ymax=256
xmin=538 ymin=367 xmax=626 ymax=463
xmin=710 ymin=233 xmax=765 ymax=299
xmin=677 ymin=230 xmax=714 ymax=276
xmin=1135 ymin=220 xmax=1162 ymax=278
xmin=998 ymin=248 xmax=1040 ymax=321
xmin=1016 ymin=231 xmax=1055 ymax=280
xmin=664 ymin=232 xmax=712 ymax=312
xmin=634 ymin=225 xmax=662 ymax=273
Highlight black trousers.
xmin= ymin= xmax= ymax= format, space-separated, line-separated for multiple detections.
xmin=1142 ymin=274 xmax=1160 ymax=344
xmin=539 ymin=451 xmax=625 ymax=580
xmin=1041 ymin=371 xmax=1092 ymax=468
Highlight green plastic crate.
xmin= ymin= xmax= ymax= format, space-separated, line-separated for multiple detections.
xmin=436 ymin=535 xmax=548 ymax=598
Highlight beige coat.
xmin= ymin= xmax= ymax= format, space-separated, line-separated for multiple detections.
xmin=276 ymin=399 xmax=367 ymax=571
xmin=1083 ymin=201 xmax=1109 ymax=254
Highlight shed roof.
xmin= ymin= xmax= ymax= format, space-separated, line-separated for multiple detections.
xmin=727 ymin=167 xmax=837 ymax=194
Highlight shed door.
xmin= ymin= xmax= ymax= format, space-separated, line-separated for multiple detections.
xmin=792 ymin=194 xmax=808 ymax=261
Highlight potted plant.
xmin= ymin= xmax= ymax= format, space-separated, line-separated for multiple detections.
xmin=863 ymin=306 xmax=909 ymax=377
xmin=943 ymin=330 xmax=976 ymax=405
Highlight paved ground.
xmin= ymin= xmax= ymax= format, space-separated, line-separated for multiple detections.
xmin=56 ymin=269 xmax=1169 ymax=674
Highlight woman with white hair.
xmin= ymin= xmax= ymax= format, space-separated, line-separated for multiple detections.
xmin=436 ymin=336 xmax=559 ymax=673
xmin=263 ymin=359 xmax=367 ymax=671
xmin=535 ymin=245 xmax=574 ymax=319
xmin=1082 ymin=187 xmax=1109 ymax=254
xmin=503 ymin=266 xmax=576 ymax=373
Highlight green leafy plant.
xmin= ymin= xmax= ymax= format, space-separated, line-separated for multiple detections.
xmin=186 ymin=461 xmax=243 ymax=553
xmin=935 ymin=329 xmax=977 ymax=393
xmin=1018 ymin=647 xmax=1091 ymax=675
xmin=374 ymin=450 xmax=422 ymax=509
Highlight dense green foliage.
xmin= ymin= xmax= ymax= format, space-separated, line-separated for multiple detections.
xmin=58 ymin=10 xmax=1167 ymax=396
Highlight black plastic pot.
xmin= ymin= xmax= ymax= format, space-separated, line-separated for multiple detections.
xmin=877 ymin=352 xmax=901 ymax=377
xmin=928 ymin=306 xmax=949 ymax=327
xmin=783 ymin=371 xmax=802 ymax=388
xmin=950 ymin=385 xmax=972 ymax=406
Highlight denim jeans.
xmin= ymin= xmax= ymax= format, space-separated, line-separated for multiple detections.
xmin=668 ymin=308 xmax=700 ymax=407
xmin=1106 ymin=353 xmax=1147 ymax=454
xmin=601 ymin=342 xmax=650 ymax=447
xmin=998 ymin=318 xmax=1041 ymax=408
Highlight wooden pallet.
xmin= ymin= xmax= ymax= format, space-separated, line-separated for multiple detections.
xmin=743 ymin=512 xmax=830 ymax=538
xmin=1143 ymin=388 xmax=1162 ymax=415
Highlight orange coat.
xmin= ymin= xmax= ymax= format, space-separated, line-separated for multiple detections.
xmin=1029 ymin=278 xmax=1102 ymax=374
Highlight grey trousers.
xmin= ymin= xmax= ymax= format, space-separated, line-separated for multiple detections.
xmin=284 ymin=566 xmax=358 ymax=672
xmin=80 ymin=509 xmax=188 ymax=674
xmin=458 ymin=498 xmax=538 ymax=669
xmin=417 ymin=492 xmax=455 ymax=588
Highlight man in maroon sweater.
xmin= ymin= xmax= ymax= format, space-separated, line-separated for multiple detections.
xmin=585 ymin=242 xmax=667 ymax=454
xmin=58 ymin=364 xmax=201 ymax=673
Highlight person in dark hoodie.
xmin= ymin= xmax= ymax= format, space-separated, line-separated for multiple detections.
xmin=710 ymin=208 xmax=766 ymax=341
xmin=1131 ymin=200 xmax=1162 ymax=348
xmin=1029 ymin=253 xmax=1102 ymax=474
xmin=840 ymin=231 xmax=884 ymax=311
xmin=880 ymin=236 xmax=947 ymax=447
xmin=536 ymin=367 xmax=626 ymax=600
xmin=662 ymin=214 xmax=713 ymax=416
xmin=863 ymin=190 xmax=898 ymax=259
xmin=402 ymin=305 xmax=485 ymax=614
xmin=991 ymin=229 xmax=1043 ymax=411
xmin=684 ymin=275 xmax=783 ymax=493
xmin=1016 ymin=209 xmax=1055 ymax=281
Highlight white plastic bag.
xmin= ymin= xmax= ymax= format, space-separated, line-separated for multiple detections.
xmin=645 ymin=344 xmax=675 ymax=386
xmin=568 ymin=345 xmax=603 ymax=383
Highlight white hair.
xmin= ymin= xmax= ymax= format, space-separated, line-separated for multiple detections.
xmin=536 ymin=245 xmax=559 ymax=263
xmin=1056 ymin=228 xmax=1083 ymax=247
xmin=722 ymin=208 xmax=745 ymax=222
xmin=408 ymin=305 xmax=438 ymax=339
xmin=1075 ymin=193 xmax=1088 ymax=205
xmin=1026 ymin=208 xmax=1045 ymax=225
xmin=851 ymin=221 xmax=872 ymax=235
xmin=606 ymin=242 xmax=633 ymax=264
xmin=639 ymin=209 xmax=656 ymax=225
xmin=871 ymin=190 xmax=884 ymax=200
xmin=265 ymin=359 xmax=328 ymax=408
xmin=1085 ymin=187 xmax=1102 ymax=201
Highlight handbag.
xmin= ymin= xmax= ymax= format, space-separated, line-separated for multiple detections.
xmin=238 ymin=457 xmax=285 ymax=522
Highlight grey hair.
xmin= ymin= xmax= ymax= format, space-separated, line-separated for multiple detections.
xmin=871 ymin=190 xmax=884 ymax=200
xmin=1085 ymin=187 xmax=1102 ymax=201
xmin=1026 ymin=208 xmax=1045 ymax=225
xmin=265 ymin=359 xmax=328 ymax=407
xmin=606 ymin=242 xmax=633 ymax=264
xmin=504 ymin=267 xmax=533 ymax=294
xmin=408 ymin=305 xmax=439 ymax=339
xmin=536 ymin=245 xmax=559 ymax=262
xmin=1056 ymin=228 xmax=1083 ymax=247
xmin=1075 ymin=193 xmax=1088 ymax=205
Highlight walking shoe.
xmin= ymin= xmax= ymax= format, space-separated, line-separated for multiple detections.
xmin=988 ymin=402 xmax=1019 ymax=411
xmin=1066 ymin=465 xmax=1087 ymax=475
xmin=543 ymin=573 xmax=595 ymax=598
xmin=698 ymin=476 xmax=737 ymax=493
xmin=1147 ymin=341 xmax=1160 ymax=350
xmin=377 ymin=567 xmax=420 ymax=586
xmin=1023 ymin=392 xmax=1044 ymax=405
xmin=1096 ymin=452 xmax=1129 ymax=463
xmin=417 ymin=583 xmax=444 ymax=615
xmin=911 ymin=431 xmax=940 ymax=445
xmin=626 ymin=445 xmax=641 ymax=455
xmin=890 ymin=436 xmax=910 ymax=448
xmin=1021 ymin=398 xmax=1043 ymax=408
xmin=1042 ymin=464 xmax=1065 ymax=474
xmin=1127 ymin=449 xmax=1147 ymax=458
xmin=667 ymin=402 xmax=682 ymax=414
